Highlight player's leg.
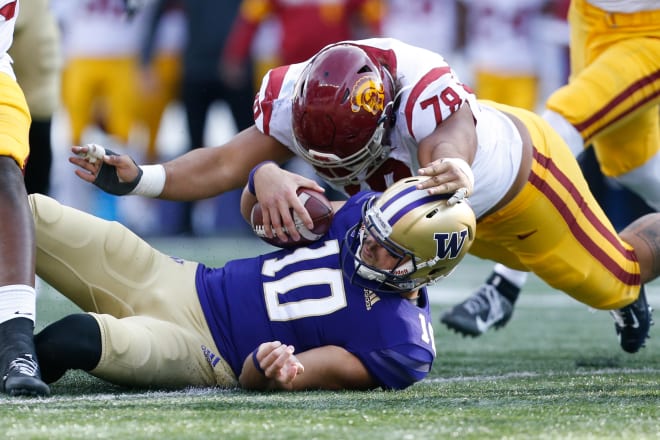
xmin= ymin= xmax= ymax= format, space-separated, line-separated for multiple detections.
xmin=60 ymin=59 xmax=97 ymax=146
xmin=590 ymin=106 xmax=660 ymax=212
xmin=0 ymin=75 xmax=49 ymax=397
xmin=34 ymin=313 xmax=101 ymax=384
xmin=543 ymin=32 xmax=659 ymax=351
xmin=445 ymin=4 xmax=660 ymax=338
xmin=441 ymin=72 xmax=539 ymax=337
xmin=24 ymin=119 xmax=53 ymax=195
xmin=439 ymin=221 xmax=528 ymax=336
xmin=475 ymin=71 xmax=538 ymax=111
xmin=440 ymin=258 xmax=523 ymax=336
xmin=0 ymin=165 xmax=50 ymax=396
xmin=35 ymin=312 xmax=232 ymax=389
xmin=545 ymin=3 xmax=660 ymax=210
xmin=29 ymin=193 xmax=236 ymax=388
xmin=30 ymin=192 xmax=182 ymax=315
xmin=103 ymin=57 xmax=139 ymax=145
xmin=610 ymin=213 xmax=659 ymax=353
xmin=138 ymin=53 xmax=181 ymax=163
xmin=486 ymin=106 xmax=653 ymax=352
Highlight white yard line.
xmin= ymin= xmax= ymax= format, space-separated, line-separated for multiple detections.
xmin=423 ymin=367 xmax=660 ymax=385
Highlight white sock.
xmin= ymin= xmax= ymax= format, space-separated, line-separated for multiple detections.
xmin=0 ymin=285 xmax=36 ymax=325
xmin=542 ymin=109 xmax=584 ymax=157
xmin=493 ymin=264 xmax=528 ymax=288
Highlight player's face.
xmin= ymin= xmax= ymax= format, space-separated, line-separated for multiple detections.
xmin=359 ymin=231 xmax=404 ymax=271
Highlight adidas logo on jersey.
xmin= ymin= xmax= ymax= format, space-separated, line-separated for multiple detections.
xmin=364 ymin=289 xmax=380 ymax=310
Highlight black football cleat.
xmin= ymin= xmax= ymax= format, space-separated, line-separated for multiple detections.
xmin=610 ymin=286 xmax=653 ymax=354
xmin=2 ymin=353 xmax=50 ymax=397
xmin=440 ymin=282 xmax=514 ymax=337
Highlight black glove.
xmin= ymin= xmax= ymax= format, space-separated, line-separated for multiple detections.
xmin=93 ymin=149 xmax=143 ymax=196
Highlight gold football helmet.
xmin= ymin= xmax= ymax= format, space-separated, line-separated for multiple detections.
xmin=342 ymin=177 xmax=476 ymax=293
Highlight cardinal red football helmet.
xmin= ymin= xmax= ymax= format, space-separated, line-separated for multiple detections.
xmin=292 ymin=43 xmax=396 ymax=187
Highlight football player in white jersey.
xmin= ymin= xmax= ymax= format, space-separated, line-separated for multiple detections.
xmin=442 ymin=0 xmax=660 ymax=338
xmin=459 ymin=0 xmax=551 ymax=111
xmin=0 ymin=0 xmax=50 ymax=397
xmin=69 ymin=37 xmax=660 ymax=355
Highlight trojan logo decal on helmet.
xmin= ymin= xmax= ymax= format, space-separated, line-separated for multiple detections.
xmin=291 ymin=43 xmax=396 ymax=187
xmin=351 ymin=77 xmax=385 ymax=115
xmin=341 ymin=177 xmax=476 ymax=293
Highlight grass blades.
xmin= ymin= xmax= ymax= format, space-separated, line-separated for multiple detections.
xmin=2 ymin=240 xmax=658 ymax=440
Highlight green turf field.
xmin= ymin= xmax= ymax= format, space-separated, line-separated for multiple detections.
xmin=2 ymin=236 xmax=658 ymax=440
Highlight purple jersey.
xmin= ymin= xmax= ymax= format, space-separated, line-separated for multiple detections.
xmin=196 ymin=192 xmax=436 ymax=390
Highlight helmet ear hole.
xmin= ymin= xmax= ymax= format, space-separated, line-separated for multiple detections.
xmin=428 ymin=267 xmax=446 ymax=278
xmin=340 ymin=89 xmax=350 ymax=104
xmin=357 ymin=65 xmax=372 ymax=74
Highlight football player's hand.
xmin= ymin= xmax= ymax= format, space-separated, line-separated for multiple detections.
xmin=70 ymin=144 xmax=142 ymax=195
xmin=257 ymin=341 xmax=305 ymax=385
xmin=417 ymin=157 xmax=474 ymax=205
xmin=252 ymin=162 xmax=325 ymax=243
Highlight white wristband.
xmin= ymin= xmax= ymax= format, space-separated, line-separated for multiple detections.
xmin=129 ymin=164 xmax=166 ymax=197
xmin=441 ymin=158 xmax=474 ymax=195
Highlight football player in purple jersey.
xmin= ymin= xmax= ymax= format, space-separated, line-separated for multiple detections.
xmin=70 ymin=37 xmax=659 ymax=355
xmin=30 ymin=175 xmax=475 ymax=391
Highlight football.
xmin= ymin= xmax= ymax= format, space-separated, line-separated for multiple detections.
xmin=250 ymin=188 xmax=334 ymax=248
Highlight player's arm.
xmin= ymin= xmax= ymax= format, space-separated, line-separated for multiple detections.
xmin=240 ymin=342 xmax=377 ymax=391
xmin=238 ymin=161 xmax=326 ymax=242
xmin=219 ymin=0 xmax=270 ymax=89
xmin=70 ymin=125 xmax=294 ymax=200
xmin=416 ymin=103 xmax=476 ymax=202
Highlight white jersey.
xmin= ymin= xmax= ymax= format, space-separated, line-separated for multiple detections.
xmin=51 ymin=0 xmax=148 ymax=60
xmin=588 ymin=0 xmax=660 ymax=13
xmin=461 ymin=0 xmax=548 ymax=75
xmin=0 ymin=0 xmax=17 ymax=79
xmin=145 ymin=2 xmax=186 ymax=54
xmin=382 ymin=0 xmax=457 ymax=56
xmin=254 ymin=38 xmax=522 ymax=218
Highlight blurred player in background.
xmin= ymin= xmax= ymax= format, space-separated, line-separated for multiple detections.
xmin=221 ymin=0 xmax=386 ymax=211
xmin=30 ymin=176 xmax=475 ymax=391
xmin=10 ymin=0 xmax=61 ymax=195
xmin=52 ymin=0 xmax=145 ymax=155
xmin=50 ymin=0 xmax=148 ymax=221
xmin=220 ymin=0 xmax=384 ymax=89
xmin=140 ymin=0 xmax=256 ymax=235
xmin=441 ymin=0 xmax=660 ymax=338
xmin=136 ymin=0 xmax=185 ymax=164
xmin=70 ymin=37 xmax=659 ymax=355
xmin=382 ymin=0 xmax=458 ymax=57
xmin=0 ymin=0 xmax=50 ymax=397
xmin=458 ymin=0 xmax=554 ymax=111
